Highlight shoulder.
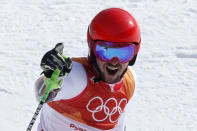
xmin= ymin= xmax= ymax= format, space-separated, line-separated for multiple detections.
xmin=68 ymin=61 xmax=87 ymax=79
xmin=54 ymin=61 xmax=88 ymax=100
xmin=123 ymin=67 xmax=138 ymax=100
xmin=127 ymin=67 xmax=137 ymax=82
xmin=123 ymin=67 xmax=137 ymax=83
xmin=127 ymin=67 xmax=138 ymax=89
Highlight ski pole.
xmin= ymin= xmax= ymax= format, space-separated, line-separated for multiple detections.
xmin=26 ymin=69 xmax=60 ymax=131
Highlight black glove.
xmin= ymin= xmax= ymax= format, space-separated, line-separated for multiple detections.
xmin=40 ymin=43 xmax=72 ymax=78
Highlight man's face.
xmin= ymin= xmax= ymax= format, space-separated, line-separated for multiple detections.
xmin=96 ymin=58 xmax=129 ymax=84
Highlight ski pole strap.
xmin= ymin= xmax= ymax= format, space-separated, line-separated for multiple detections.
xmin=41 ymin=69 xmax=60 ymax=103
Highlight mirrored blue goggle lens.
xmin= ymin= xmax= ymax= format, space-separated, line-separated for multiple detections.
xmin=95 ymin=43 xmax=135 ymax=63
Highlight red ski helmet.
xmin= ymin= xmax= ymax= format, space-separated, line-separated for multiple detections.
xmin=87 ymin=8 xmax=141 ymax=66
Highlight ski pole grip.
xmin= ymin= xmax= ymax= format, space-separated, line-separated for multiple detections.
xmin=41 ymin=69 xmax=60 ymax=103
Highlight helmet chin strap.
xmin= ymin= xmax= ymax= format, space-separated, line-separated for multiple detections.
xmin=89 ymin=51 xmax=128 ymax=83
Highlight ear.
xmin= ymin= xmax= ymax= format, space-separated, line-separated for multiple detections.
xmin=129 ymin=54 xmax=137 ymax=66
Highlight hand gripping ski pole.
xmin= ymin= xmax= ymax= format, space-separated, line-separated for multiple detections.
xmin=26 ymin=69 xmax=60 ymax=131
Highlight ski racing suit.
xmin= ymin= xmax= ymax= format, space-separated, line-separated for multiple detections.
xmin=37 ymin=57 xmax=136 ymax=131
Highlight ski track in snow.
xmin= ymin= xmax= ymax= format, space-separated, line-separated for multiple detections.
xmin=0 ymin=0 xmax=197 ymax=131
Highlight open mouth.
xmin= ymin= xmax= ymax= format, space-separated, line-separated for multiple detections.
xmin=106 ymin=66 xmax=119 ymax=75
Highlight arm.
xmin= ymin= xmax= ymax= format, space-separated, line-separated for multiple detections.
xmin=115 ymin=67 xmax=138 ymax=131
xmin=37 ymin=61 xmax=88 ymax=131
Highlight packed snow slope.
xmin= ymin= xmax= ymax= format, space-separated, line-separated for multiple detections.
xmin=0 ymin=0 xmax=196 ymax=131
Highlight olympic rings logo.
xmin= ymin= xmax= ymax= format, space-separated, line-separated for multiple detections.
xmin=86 ymin=96 xmax=127 ymax=123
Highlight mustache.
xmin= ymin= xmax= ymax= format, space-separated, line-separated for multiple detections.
xmin=105 ymin=63 xmax=121 ymax=68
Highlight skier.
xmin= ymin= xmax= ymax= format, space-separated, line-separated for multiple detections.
xmin=36 ymin=8 xmax=141 ymax=131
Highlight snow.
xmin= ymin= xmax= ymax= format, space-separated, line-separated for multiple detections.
xmin=0 ymin=0 xmax=197 ymax=130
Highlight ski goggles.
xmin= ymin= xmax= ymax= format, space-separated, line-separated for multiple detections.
xmin=94 ymin=41 xmax=136 ymax=63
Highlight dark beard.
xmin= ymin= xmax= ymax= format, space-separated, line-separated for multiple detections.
xmin=100 ymin=71 xmax=121 ymax=84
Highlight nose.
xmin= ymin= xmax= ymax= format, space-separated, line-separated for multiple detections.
xmin=110 ymin=58 xmax=120 ymax=65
